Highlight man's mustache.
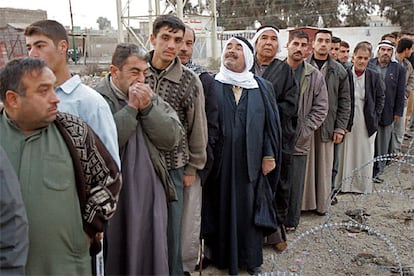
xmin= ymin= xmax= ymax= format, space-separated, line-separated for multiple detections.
xmin=225 ymin=52 xmax=238 ymax=59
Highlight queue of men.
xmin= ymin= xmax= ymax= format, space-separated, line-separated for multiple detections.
xmin=1 ymin=14 xmax=413 ymax=276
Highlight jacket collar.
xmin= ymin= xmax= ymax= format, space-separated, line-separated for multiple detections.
xmin=148 ymin=51 xmax=183 ymax=84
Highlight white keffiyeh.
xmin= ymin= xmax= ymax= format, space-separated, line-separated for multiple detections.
xmin=250 ymin=26 xmax=280 ymax=57
xmin=215 ymin=37 xmax=258 ymax=89
xmin=373 ymin=40 xmax=397 ymax=62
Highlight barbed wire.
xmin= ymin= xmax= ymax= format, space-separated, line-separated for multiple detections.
xmin=262 ymin=137 xmax=414 ymax=275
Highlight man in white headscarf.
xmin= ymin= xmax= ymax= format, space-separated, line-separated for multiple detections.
xmin=369 ymin=39 xmax=406 ymax=182
xmin=251 ymin=25 xmax=297 ymax=252
xmin=201 ymin=36 xmax=282 ymax=275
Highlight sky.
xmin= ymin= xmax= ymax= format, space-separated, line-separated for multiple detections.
xmin=0 ymin=0 xmax=152 ymax=29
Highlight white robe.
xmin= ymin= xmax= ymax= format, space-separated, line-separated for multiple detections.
xmin=337 ymin=70 xmax=376 ymax=193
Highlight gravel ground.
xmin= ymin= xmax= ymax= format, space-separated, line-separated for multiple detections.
xmin=80 ymin=75 xmax=414 ymax=275
xmin=195 ymin=137 xmax=414 ymax=276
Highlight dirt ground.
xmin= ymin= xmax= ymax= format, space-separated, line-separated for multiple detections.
xmin=78 ymin=75 xmax=413 ymax=275
xmin=196 ymin=137 xmax=414 ymax=276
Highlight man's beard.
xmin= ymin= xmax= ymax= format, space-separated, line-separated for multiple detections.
xmin=379 ymin=54 xmax=391 ymax=64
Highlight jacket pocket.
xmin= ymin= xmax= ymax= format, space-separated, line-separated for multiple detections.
xmin=43 ymin=154 xmax=72 ymax=191
xmin=295 ymin=124 xmax=313 ymax=153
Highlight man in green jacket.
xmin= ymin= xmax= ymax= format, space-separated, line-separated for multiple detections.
xmin=0 ymin=57 xmax=121 ymax=275
xmin=94 ymin=43 xmax=183 ymax=275
xmin=303 ymin=29 xmax=351 ymax=215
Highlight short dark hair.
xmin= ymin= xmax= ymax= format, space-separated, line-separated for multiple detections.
xmin=398 ymin=31 xmax=414 ymax=38
xmin=331 ymin=36 xmax=341 ymax=44
xmin=0 ymin=57 xmax=47 ymax=102
xmin=340 ymin=40 xmax=350 ymax=48
xmin=24 ymin=20 xmax=68 ymax=46
xmin=111 ymin=43 xmax=148 ymax=69
xmin=391 ymin=31 xmax=400 ymax=38
xmin=353 ymin=41 xmax=373 ymax=56
xmin=152 ymin=15 xmax=185 ymax=37
xmin=381 ymin=33 xmax=396 ymax=44
xmin=288 ymin=29 xmax=309 ymax=43
xmin=314 ymin=29 xmax=332 ymax=39
xmin=397 ymin=38 xmax=414 ymax=54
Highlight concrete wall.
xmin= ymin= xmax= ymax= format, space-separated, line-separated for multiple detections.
xmin=67 ymin=32 xmax=118 ymax=64
xmin=193 ymin=25 xmax=401 ymax=69
xmin=278 ymin=25 xmax=401 ymax=59
xmin=0 ymin=8 xmax=47 ymax=27
xmin=69 ymin=25 xmax=402 ymax=71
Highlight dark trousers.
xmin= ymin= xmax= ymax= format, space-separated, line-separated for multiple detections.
xmin=168 ymin=168 xmax=184 ymax=276
xmin=373 ymin=124 xmax=393 ymax=177
xmin=285 ymin=155 xmax=308 ymax=228
xmin=274 ymin=152 xmax=291 ymax=224
xmin=266 ymin=152 xmax=291 ymax=244
xmin=331 ymin=143 xmax=340 ymax=190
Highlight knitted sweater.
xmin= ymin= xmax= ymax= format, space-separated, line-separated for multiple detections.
xmin=146 ymin=53 xmax=208 ymax=175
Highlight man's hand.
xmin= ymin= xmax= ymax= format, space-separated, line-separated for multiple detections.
xmin=128 ymin=82 xmax=153 ymax=110
xmin=394 ymin=115 xmax=401 ymax=121
xmin=262 ymin=159 xmax=276 ymax=175
xmin=96 ymin=232 xmax=104 ymax=241
xmin=333 ymin=132 xmax=344 ymax=144
xmin=183 ymin=174 xmax=196 ymax=187
xmin=87 ymin=232 xmax=103 ymax=245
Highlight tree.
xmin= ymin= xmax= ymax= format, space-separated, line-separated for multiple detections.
xmin=216 ymin=0 xmax=253 ymax=30
xmin=215 ymin=0 xmax=342 ymax=30
xmin=379 ymin=0 xmax=414 ymax=32
xmin=289 ymin=0 xmax=322 ymax=27
xmin=216 ymin=0 xmax=288 ymax=30
xmin=96 ymin=17 xmax=111 ymax=30
xmin=290 ymin=0 xmax=341 ymax=27
xmin=341 ymin=0 xmax=373 ymax=27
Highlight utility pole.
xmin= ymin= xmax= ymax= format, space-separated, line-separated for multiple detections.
xmin=116 ymin=0 xmax=124 ymax=43
xmin=148 ymin=0 xmax=162 ymax=39
xmin=211 ymin=0 xmax=217 ymax=61
xmin=116 ymin=0 xmax=219 ymax=60
xmin=68 ymin=0 xmax=77 ymax=64
xmin=176 ymin=0 xmax=184 ymax=20
xmin=148 ymin=0 xmax=154 ymax=40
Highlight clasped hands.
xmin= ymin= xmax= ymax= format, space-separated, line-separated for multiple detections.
xmin=127 ymin=82 xmax=153 ymax=110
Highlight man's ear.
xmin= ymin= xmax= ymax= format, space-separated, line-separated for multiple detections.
xmin=5 ymin=90 xmax=20 ymax=108
xmin=150 ymin=33 xmax=156 ymax=46
xmin=109 ymin=65 xmax=118 ymax=80
xmin=58 ymin=40 xmax=68 ymax=55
